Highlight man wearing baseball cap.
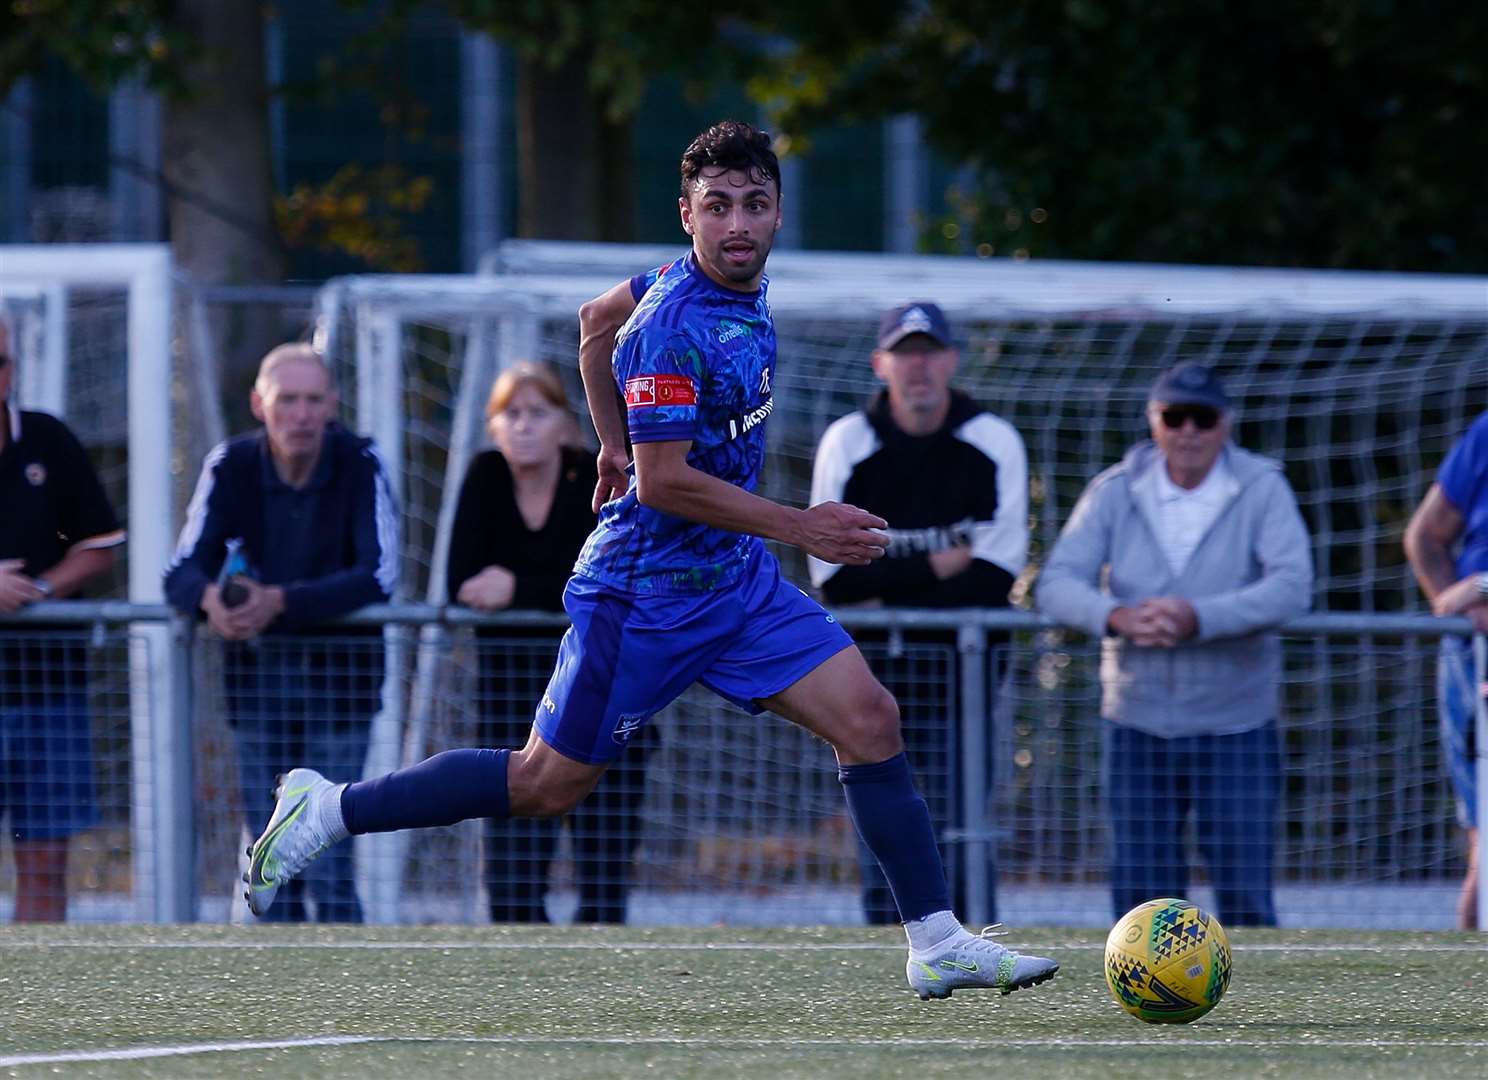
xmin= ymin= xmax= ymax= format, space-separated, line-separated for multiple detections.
xmin=810 ymin=302 xmax=1030 ymax=924
xmin=1038 ymin=362 xmax=1314 ymax=926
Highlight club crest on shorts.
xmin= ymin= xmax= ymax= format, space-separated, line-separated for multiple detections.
xmin=612 ymin=712 xmax=647 ymax=744
xmin=24 ymin=462 xmax=46 ymax=487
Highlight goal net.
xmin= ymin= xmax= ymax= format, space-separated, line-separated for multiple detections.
xmin=311 ymin=245 xmax=1488 ymax=928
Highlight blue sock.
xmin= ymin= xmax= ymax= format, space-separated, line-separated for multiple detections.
xmin=341 ymin=748 xmax=510 ymax=835
xmin=838 ymin=752 xmax=951 ymax=922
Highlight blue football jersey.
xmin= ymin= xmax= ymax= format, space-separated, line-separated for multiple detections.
xmin=574 ymin=253 xmax=777 ymax=595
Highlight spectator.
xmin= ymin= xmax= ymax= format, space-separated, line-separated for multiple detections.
xmin=164 ymin=343 xmax=398 ymax=923
xmin=1038 ymin=362 xmax=1312 ymax=927
xmin=809 ymin=302 xmax=1029 ymax=924
xmin=1404 ymin=408 xmax=1487 ymax=930
xmin=0 ymin=317 xmax=125 ymax=922
xmin=447 ymin=362 xmax=652 ymax=924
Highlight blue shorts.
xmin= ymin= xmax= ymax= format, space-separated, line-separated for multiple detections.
xmin=1 ymin=694 xmax=99 ymax=842
xmin=536 ymin=549 xmax=854 ymax=764
xmin=1437 ymin=637 xmax=1482 ymax=829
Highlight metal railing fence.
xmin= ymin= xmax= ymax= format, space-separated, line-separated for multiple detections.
xmin=1 ymin=604 xmax=1481 ymax=929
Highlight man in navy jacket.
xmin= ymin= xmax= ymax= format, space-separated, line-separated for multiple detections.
xmin=165 ymin=343 xmax=398 ymax=922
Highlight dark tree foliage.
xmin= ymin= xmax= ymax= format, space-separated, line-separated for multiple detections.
xmin=5 ymin=2 xmax=1483 ymax=268
xmin=0 ymin=1 xmax=192 ymax=98
xmin=755 ymin=0 xmax=1488 ymax=270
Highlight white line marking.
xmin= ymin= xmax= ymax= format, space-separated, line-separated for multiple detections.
xmin=5 ymin=1033 xmax=1486 ymax=1066
xmin=0 ymin=1036 xmax=387 ymax=1068
xmin=5 ymin=939 xmax=1484 ymax=954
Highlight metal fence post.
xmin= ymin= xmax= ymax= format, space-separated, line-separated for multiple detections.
xmin=165 ymin=614 xmax=197 ymax=921
xmin=958 ymin=621 xmax=991 ymax=925
xmin=1474 ymin=632 xmax=1487 ymax=933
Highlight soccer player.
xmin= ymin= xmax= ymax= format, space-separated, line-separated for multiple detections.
xmin=245 ymin=120 xmax=1058 ymax=998
xmin=1405 ymin=409 xmax=1488 ymax=930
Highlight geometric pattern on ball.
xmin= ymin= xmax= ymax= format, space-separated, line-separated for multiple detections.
xmin=1104 ymin=898 xmax=1232 ymax=1024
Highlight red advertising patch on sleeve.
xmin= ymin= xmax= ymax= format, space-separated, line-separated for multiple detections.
xmin=625 ymin=374 xmax=696 ymax=408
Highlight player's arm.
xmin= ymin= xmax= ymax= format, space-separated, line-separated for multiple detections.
xmin=1404 ymin=484 xmax=1464 ymax=605
xmin=579 ymin=280 xmax=640 ymax=511
xmin=632 ymin=440 xmax=888 ymax=566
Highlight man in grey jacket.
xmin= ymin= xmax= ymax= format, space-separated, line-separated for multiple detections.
xmin=1038 ymin=362 xmax=1313 ymax=926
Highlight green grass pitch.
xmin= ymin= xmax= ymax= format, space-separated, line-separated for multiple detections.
xmin=1 ymin=924 xmax=1484 ymax=1078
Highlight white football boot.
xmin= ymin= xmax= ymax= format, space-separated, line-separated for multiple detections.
xmin=906 ymin=925 xmax=1060 ymax=999
xmin=243 ymin=768 xmax=345 ymax=917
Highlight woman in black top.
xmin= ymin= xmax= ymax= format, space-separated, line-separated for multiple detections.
xmin=446 ymin=362 xmax=650 ymax=924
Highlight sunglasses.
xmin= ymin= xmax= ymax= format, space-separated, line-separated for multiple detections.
xmin=1158 ymin=404 xmax=1221 ymax=431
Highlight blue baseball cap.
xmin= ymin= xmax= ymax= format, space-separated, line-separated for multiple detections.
xmin=1149 ymin=362 xmax=1230 ymax=410
xmin=877 ymin=302 xmax=953 ymax=351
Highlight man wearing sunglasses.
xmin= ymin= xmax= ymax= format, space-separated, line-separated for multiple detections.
xmin=1037 ymin=362 xmax=1313 ymax=927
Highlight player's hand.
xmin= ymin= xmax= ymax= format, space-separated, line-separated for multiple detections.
xmin=1433 ymin=574 xmax=1485 ymax=618
xmin=456 ymin=565 xmax=517 ymax=611
xmin=593 ymin=444 xmax=631 ymax=513
xmin=0 ymin=559 xmax=45 ymax=613
xmin=928 ymin=545 xmax=973 ymax=581
xmin=796 ymin=502 xmax=889 ymax=566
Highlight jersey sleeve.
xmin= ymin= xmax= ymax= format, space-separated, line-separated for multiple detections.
xmin=1438 ymin=411 xmax=1488 ymax=513
xmin=615 ymin=321 xmax=703 ymax=445
xmin=628 ymin=261 xmax=675 ymax=304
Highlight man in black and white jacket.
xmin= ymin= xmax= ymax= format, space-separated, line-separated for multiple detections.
xmin=809 ymin=302 xmax=1029 ymax=923
xmin=165 ymin=343 xmax=399 ymax=924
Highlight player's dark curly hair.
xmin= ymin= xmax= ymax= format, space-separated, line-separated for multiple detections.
xmin=679 ymin=121 xmax=782 ymax=201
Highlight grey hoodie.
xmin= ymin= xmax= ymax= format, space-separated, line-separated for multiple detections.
xmin=1037 ymin=441 xmax=1313 ymax=737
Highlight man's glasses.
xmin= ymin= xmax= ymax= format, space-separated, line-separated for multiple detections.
xmin=1159 ymin=404 xmax=1221 ymax=431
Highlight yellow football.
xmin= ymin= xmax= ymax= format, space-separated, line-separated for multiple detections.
xmin=1104 ymin=898 xmax=1232 ymax=1024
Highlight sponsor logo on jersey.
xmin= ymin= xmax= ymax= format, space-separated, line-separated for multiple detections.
xmin=759 ymin=366 xmax=771 ymax=395
xmin=725 ymin=396 xmax=773 ymax=440
xmin=625 ymin=374 xmax=697 ymax=408
xmin=541 ymin=692 xmax=558 ymax=714
xmin=717 ymin=320 xmax=749 ymax=344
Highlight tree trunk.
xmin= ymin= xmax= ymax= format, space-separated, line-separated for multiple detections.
xmin=162 ymin=0 xmax=285 ymax=432
xmin=516 ymin=50 xmax=634 ymax=242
